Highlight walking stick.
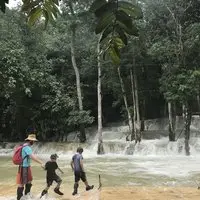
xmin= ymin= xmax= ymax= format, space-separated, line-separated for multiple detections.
xmin=98 ymin=174 xmax=102 ymax=190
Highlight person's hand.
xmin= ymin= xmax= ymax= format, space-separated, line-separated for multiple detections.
xmin=41 ymin=163 xmax=45 ymax=169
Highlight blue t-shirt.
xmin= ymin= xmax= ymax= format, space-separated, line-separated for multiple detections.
xmin=21 ymin=144 xmax=32 ymax=167
xmin=72 ymin=153 xmax=83 ymax=172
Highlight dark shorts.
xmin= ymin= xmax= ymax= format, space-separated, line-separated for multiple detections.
xmin=16 ymin=166 xmax=32 ymax=185
xmin=46 ymin=175 xmax=62 ymax=187
xmin=74 ymin=171 xmax=87 ymax=182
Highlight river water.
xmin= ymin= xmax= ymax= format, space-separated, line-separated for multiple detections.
xmin=1 ymin=119 xmax=200 ymax=199
xmin=1 ymin=139 xmax=200 ymax=200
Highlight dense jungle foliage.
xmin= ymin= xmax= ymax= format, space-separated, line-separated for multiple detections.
xmin=0 ymin=0 xmax=200 ymax=142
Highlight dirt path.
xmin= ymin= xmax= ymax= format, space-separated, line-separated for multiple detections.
xmin=1 ymin=185 xmax=200 ymax=200
xmin=100 ymin=186 xmax=200 ymax=200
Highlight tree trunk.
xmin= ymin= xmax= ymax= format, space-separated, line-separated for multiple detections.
xmin=197 ymin=94 xmax=200 ymax=115
xmin=97 ymin=39 xmax=104 ymax=154
xmin=182 ymin=104 xmax=186 ymax=118
xmin=183 ymin=103 xmax=191 ymax=156
xmin=168 ymin=102 xmax=176 ymax=141
xmin=118 ymin=66 xmax=134 ymax=140
xmin=140 ymin=99 xmax=145 ymax=132
xmin=71 ymin=26 xmax=86 ymax=143
xmin=130 ymin=69 xmax=136 ymax=140
xmin=133 ymin=62 xmax=141 ymax=143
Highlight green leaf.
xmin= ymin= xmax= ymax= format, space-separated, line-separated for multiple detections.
xmin=118 ymin=1 xmax=143 ymax=19
xmin=95 ymin=12 xmax=115 ymax=34
xmin=113 ymin=41 xmax=120 ymax=58
xmin=108 ymin=46 xmax=120 ymax=65
xmin=44 ymin=1 xmax=60 ymax=19
xmin=94 ymin=1 xmax=116 ymax=18
xmin=90 ymin=0 xmax=107 ymax=12
xmin=116 ymin=21 xmax=139 ymax=36
xmin=52 ymin=0 xmax=59 ymax=6
xmin=42 ymin=9 xmax=49 ymax=29
xmin=115 ymin=10 xmax=133 ymax=30
xmin=115 ymin=25 xmax=128 ymax=45
xmin=28 ymin=6 xmax=43 ymax=26
xmin=100 ymin=25 xmax=113 ymax=43
xmin=50 ymin=2 xmax=60 ymax=16
xmin=114 ymin=37 xmax=125 ymax=49
xmin=22 ymin=0 xmax=40 ymax=12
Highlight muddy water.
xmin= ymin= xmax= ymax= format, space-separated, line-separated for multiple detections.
xmin=1 ymin=153 xmax=200 ymax=200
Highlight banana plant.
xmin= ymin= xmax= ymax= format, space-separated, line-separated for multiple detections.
xmin=90 ymin=0 xmax=143 ymax=64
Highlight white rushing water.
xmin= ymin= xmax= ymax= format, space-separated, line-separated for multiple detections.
xmin=1 ymin=117 xmax=200 ymax=199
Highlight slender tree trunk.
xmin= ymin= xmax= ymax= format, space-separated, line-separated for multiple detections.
xmin=71 ymin=26 xmax=86 ymax=143
xmin=97 ymin=39 xmax=104 ymax=154
xmin=197 ymin=94 xmax=200 ymax=115
xmin=183 ymin=102 xmax=191 ymax=156
xmin=182 ymin=104 xmax=186 ymax=118
xmin=168 ymin=102 xmax=176 ymax=141
xmin=118 ymin=66 xmax=134 ymax=140
xmin=133 ymin=62 xmax=141 ymax=143
xmin=141 ymin=99 xmax=145 ymax=132
xmin=130 ymin=69 xmax=136 ymax=139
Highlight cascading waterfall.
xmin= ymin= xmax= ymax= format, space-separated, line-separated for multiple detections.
xmin=1 ymin=116 xmax=200 ymax=156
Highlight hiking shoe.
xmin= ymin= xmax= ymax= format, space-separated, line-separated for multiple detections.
xmin=72 ymin=191 xmax=77 ymax=195
xmin=40 ymin=190 xmax=48 ymax=198
xmin=54 ymin=188 xmax=64 ymax=195
xmin=86 ymin=185 xmax=94 ymax=191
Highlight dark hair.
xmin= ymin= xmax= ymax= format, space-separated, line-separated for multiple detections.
xmin=77 ymin=147 xmax=83 ymax=153
xmin=50 ymin=154 xmax=58 ymax=159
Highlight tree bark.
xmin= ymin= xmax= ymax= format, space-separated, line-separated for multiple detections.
xmin=168 ymin=102 xmax=176 ymax=141
xmin=70 ymin=26 xmax=86 ymax=143
xmin=118 ymin=66 xmax=134 ymax=140
xmin=183 ymin=103 xmax=192 ymax=156
xmin=69 ymin=2 xmax=86 ymax=143
xmin=97 ymin=39 xmax=104 ymax=154
xmin=133 ymin=62 xmax=141 ymax=143
xmin=130 ymin=69 xmax=136 ymax=140
xmin=140 ymin=99 xmax=145 ymax=132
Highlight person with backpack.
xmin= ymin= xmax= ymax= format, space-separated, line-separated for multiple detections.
xmin=70 ymin=147 xmax=94 ymax=195
xmin=40 ymin=154 xmax=64 ymax=198
xmin=15 ymin=133 xmax=44 ymax=200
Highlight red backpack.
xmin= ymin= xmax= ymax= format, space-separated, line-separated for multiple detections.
xmin=12 ymin=144 xmax=28 ymax=165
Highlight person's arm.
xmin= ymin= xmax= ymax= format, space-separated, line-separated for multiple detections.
xmin=58 ymin=167 xmax=64 ymax=174
xmin=70 ymin=160 xmax=74 ymax=171
xmin=80 ymin=159 xmax=85 ymax=172
xmin=30 ymin=154 xmax=44 ymax=168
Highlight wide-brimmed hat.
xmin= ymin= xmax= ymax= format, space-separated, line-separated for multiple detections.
xmin=25 ymin=134 xmax=38 ymax=141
